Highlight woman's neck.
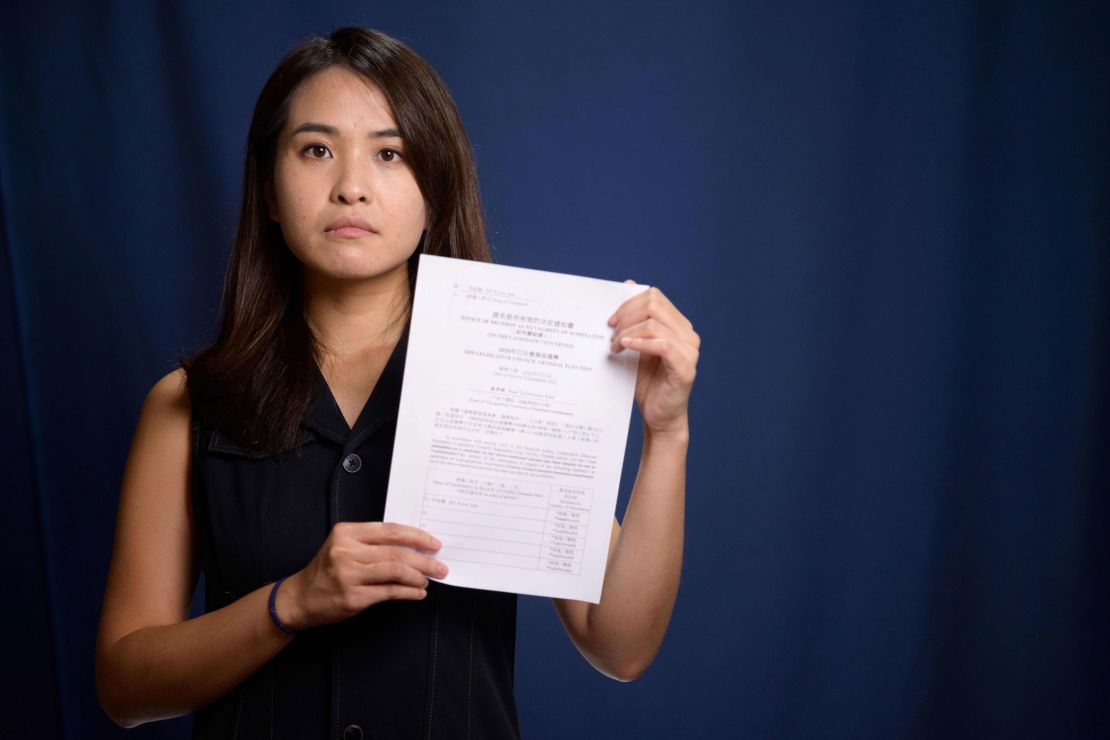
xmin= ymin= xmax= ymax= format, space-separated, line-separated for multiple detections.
xmin=302 ymin=263 xmax=409 ymax=363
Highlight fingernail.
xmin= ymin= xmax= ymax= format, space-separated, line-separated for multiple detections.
xmin=432 ymin=537 xmax=442 ymax=548
xmin=439 ymin=563 xmax=449 ymax=577
xmin=607 ymin=315 xmax=616 ymax=326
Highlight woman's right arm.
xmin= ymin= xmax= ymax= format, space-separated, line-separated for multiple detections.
xmin=95 ymin=369 xmax=448 ymax=728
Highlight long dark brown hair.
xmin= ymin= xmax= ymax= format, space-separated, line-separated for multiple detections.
xmin=181 ymin=27 xmax=490 ymax=455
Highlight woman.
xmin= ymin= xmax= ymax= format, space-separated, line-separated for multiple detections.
xmin=96 ymin=27 xmax=699 ymax=739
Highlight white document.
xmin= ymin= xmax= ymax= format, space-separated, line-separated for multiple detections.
xmin=384 ymin=254 xmax=645 ymax=603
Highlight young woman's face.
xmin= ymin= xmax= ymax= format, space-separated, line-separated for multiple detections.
xmin=267 ymin=66 xmax=427 ymax=287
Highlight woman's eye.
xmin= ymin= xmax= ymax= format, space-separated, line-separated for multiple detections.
xmin=303 ymin=144 xmax=331 ymax=159
xmin=379 ymin=148 xmax=404 ymax=163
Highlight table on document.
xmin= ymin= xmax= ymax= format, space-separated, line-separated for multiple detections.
xmin=419 ymin=469 xmax=593 ymax=575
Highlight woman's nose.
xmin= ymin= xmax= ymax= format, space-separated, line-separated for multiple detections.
xmin=332 ymin=159 xmax=372 ymax=204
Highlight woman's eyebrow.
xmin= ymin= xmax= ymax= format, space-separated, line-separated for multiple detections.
xmin=291 ymin=122 xmax=336 ymax=136
xmin=290 ymin=122 xmax=402 ymax=139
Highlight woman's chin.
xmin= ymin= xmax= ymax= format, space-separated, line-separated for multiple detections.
xmin=304 ymin=259 xmax=410 ymax=286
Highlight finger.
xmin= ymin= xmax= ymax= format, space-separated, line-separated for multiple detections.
xmin=356 ymin=545 xmax=449 ymax=578
xmin=614 ymin=336 xmax=698 ymax=382
xmin=610 ymin=316 xmax=681 ymax=353
xmin=609 ymin=287 xmax=694 ymax=338
xmin=365 ymin=584 xmax=428 ymax=602
xmin=618 ymin=287 xmax=689 ymax=333
xmin=611 ymin=316 xmax=700 ymax=363
xmin=607 ymin=282 xmax=648 ymax=326
xmin=347 ymin=521 xmax=442 ymax=552
xmin=360 ymin=560 xmax=435 ymax=589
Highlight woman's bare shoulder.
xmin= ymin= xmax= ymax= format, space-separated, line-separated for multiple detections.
xmin=128 ymin=369 xmax=192 ymax=448
xmin=145 ymin=368 xmax=190 ymax=412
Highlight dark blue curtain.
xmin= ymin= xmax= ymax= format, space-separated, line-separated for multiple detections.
xmin=2 ymin=2 xmax=1107 ymax=738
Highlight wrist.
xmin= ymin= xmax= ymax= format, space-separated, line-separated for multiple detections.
xmin=272 ymin=572 xmax=308 ymax=634
xmin=643 ymin=418 xmax=690 ymax=448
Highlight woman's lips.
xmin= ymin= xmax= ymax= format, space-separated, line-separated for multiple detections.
xmin=324 ymin=216 xmax=377 ymax=237
xmin=326 ymin=226 xmax=376 ymax=238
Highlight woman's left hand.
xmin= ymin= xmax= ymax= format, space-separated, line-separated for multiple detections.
xmin=609 ymin=282 xmax=700 ymax=437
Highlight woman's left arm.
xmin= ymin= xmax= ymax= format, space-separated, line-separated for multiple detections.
xmin=553 ymin=283 xmax=699 ymax=681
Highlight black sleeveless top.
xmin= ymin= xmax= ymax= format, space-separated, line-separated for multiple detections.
xmin=188 ymin=327 xmax=522 ymax=740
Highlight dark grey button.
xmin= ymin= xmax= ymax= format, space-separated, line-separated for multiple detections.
xmin=343 ymin=725 xmax=363 ymax=740
xmin=342 ymin=453 xmax=362 ymax=473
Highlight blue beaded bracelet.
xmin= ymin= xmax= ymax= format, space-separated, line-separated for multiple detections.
xmin=268 ymin=576 xmax=300 ymax=637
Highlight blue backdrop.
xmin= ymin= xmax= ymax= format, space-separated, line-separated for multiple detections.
xmin=2 ymin=1 xmax=1108 ymax=738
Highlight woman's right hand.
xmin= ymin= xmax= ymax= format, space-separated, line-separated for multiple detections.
xmin=275 ymin=522 xmax=448 ymax=631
